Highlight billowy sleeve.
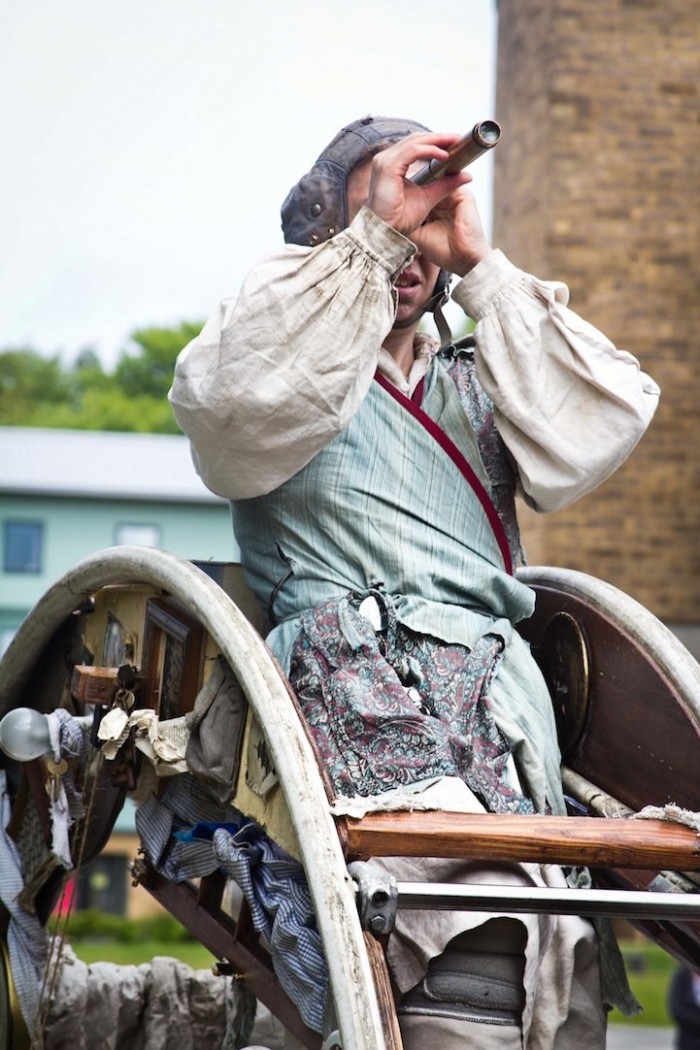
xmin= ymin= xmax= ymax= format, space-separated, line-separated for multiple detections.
xmin=452 ymin=250 xmax=660 ymax=512
xmin=169 ymin=207 xmax=413 ymax=499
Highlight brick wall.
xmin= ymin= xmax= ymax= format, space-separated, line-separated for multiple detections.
xmin=493 ymin=0 xmax=700 ymax=621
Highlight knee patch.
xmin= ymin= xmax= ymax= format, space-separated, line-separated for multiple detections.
xmin=398 ymin=917 xmax=527 ymax=1026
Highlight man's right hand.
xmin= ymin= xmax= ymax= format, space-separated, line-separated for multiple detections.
xmin=364 ymin=132 xmax=492 ymax=275
xmin=365 ymin=133 xmax=471 ymax=235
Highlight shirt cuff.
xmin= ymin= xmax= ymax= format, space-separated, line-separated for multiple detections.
xmin=343 ymin=206 xmax=416 ymax=278
xmin=451 ymin=248 xmax=526 ymax=320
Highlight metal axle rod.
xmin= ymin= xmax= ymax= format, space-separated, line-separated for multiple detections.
xmin=396 ymin=881 xmax=700 ymax=921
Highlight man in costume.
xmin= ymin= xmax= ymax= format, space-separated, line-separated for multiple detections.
xmin=170 ymin=116 xmax=659 ymax=1048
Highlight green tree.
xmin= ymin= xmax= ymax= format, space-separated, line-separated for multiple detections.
xmin=0 ymin=349 xmax=74 ymax=424
xmin=0 ymin=321 xmax=202 ymax=433
xmin=36 ymin=388 xmax=181 ymax=433
xmin=114 ymin=322 xmax=202 ymax=401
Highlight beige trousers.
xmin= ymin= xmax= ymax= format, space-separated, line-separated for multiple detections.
xmin=379 ymin=856 xmax=607 ymax=1050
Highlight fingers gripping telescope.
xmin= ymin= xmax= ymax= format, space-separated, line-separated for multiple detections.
xmin=410 ymin=120 xmax=502 ymax=185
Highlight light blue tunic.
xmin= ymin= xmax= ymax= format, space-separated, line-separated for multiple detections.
xmin=232 ymin=353 xmax=565 ymax=813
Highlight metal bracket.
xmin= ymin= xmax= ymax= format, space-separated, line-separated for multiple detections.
xmin=348 ymin=860 xmax=398 ymax=936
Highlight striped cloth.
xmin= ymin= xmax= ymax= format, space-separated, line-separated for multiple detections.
xmin=135 ymin=776 xmax=327 ymax=1033
xmin=213 ymin=823 xmax=328 ymax=1034
xmin=135 ymin=774 xmax=235 ymax=881
xmin=0 ymin=771 xmax=49 ymax=1036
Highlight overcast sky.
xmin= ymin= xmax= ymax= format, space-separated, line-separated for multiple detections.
xmin=1 ymin=0 xmax=497 ymax=366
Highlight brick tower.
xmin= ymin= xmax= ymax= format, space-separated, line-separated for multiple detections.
xmin=493 ymin=0 xmax=700 ymax=640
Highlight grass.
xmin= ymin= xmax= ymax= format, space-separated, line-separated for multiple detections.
xmin=51 ymin=909 xmax=217 ymax=971
xmin=71 ymin=938 xmax=216 ymax=970
xmin=608 ymin=940 xmax=675 ymax=1028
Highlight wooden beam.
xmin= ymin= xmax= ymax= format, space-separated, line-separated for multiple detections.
xmin=338 ymin=811 xmax=700 ymax=871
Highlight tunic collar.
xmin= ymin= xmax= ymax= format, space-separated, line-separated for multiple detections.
xmin=377 ymin=333 xmax=439 ymax=397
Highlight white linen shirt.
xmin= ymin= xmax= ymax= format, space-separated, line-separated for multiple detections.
xmin=169 ymin=206 xmax=659 ymax=511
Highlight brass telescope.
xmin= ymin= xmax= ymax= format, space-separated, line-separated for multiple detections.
xmin=410 ymin=120 xmax=501 ymax=185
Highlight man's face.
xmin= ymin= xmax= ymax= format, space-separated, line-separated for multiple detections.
xmin=346 ymin=159 xmax=441 ymax=331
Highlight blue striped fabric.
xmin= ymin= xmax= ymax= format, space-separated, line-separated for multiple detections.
xmin=212 ymin=823 xmax=328 ymax=1034
xmin=0 ymin=771 xmax=49 ymax=1036
xmin=135 ymin=774 xmax=235 ymax=881
xmin=134 ymin=777 xmax=327 ymax=1032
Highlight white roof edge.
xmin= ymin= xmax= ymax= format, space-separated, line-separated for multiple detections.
xmin=0 ymin=426 xmax=230 ymax=504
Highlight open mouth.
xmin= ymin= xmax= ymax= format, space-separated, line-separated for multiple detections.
xmin=395 ymin=271 xmax=420 ymax=289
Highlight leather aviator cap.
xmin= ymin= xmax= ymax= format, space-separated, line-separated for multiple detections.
xmin=281 ymin=115 xmax=430 ymax=247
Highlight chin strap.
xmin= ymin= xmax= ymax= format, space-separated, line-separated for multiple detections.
xmin=433 ymin=291 xmax=453 ymax=348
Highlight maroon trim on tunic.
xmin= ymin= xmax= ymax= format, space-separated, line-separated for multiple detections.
xmin=411 ymin=377 xmax=425 ymax=406
xmin=374 ymin=371 xmax=513 ymax=575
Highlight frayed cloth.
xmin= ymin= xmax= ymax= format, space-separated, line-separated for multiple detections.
xmin=330 ymin=775 xmax=486 ymax=819
xmin=43 ymin=945 xmax=241 ymax=1050
xmin=633 ymin=803 xmax=700 ymax=834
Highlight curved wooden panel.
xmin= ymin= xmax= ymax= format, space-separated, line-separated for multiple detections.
xmin=517 ymin=566 xmax=700 ymax=968
xmin=517 ymin=566 xmax=700 ymax=813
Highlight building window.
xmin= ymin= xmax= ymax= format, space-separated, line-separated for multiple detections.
xmin=3 ymin=521 xmax=43 ymax=573
xmin=114 ymin=523 xmax=161 ymax=548
xmin=76 ymin=855 xmax=127 ymax=915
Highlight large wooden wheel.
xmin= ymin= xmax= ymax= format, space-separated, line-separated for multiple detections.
xmin=0 ymin=547 xmax=390 ymax=1049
